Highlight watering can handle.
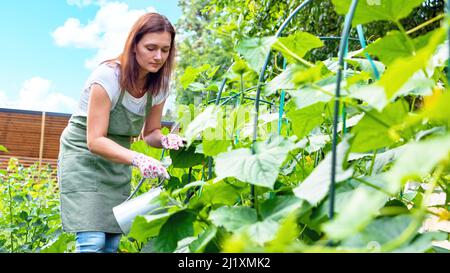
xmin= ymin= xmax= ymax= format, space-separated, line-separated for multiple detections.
xmin=126 ymin=177 xmax=146 ymax=201
xmin=126 ymin=122 xmax=181 ymax=201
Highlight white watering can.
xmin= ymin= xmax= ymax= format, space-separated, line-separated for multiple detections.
xmin=113 ymin=178 xmax=166 ymax=235
xmin=113 ymin=123 xmax=180 ymax=235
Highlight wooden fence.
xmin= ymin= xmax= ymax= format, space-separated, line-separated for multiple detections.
xmin=0 ymin=108 xmax=175 ymax=171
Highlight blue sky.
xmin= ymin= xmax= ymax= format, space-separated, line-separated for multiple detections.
xmin=0 ymin=0 xmax=181 ymax=114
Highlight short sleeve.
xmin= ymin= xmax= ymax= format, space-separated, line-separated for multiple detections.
xmin=85 ymin=63 xmax=121 ymax=106
xmin=152 ymin=90 xmax=170 ymax=106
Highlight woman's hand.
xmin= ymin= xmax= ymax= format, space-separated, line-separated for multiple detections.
xmin=161 ymin=134 xmax=185 ymax=150
xmin=131 ymin=152 xmax=169 ymax=180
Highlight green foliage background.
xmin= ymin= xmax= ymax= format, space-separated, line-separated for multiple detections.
xmin=1 ymin=0 xmax=448 ymax=254
xmin=174 ymin=0 xmax=444 ymax=105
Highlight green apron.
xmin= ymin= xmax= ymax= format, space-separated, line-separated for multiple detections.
xmin=58 ymin=90 xmax=152 ymax=233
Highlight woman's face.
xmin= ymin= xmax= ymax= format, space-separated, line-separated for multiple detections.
xmin=134 ymin=31 xmax=172 ymax=75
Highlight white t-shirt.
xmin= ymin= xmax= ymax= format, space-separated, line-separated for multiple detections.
xmin=73 ymin=61 xmax=170 ymax=117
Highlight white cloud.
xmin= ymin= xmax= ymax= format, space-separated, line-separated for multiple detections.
xmin=0 ymin=90 xmax=10 ymax=107
xmin=52 ymin=18 xmax=101 ymax=48
xmin=53 ymin=2 xmax=158 ymax=70
xmin=0 ymin=77 xmax=78 ymax=113
xmin=66 ymin=0 xmax=107 ymax=7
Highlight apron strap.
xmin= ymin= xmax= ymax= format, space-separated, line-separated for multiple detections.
xmin=117 ymin=89 xmax=126 ymax=106
xmin=144 ymin=92 xmax=153 ymax=118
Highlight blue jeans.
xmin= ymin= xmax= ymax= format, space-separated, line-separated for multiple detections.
xmin=75 ymin=231 xmax=122 ymax=253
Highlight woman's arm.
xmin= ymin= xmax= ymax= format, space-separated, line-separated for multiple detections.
xmin=141 ymin=100 xmax=166 ymax=148
xmin=86 ymin=83 xmax=137 ymax=164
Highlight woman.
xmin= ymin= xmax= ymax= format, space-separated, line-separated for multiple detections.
xmin=57 ymin=13 xmax=183 ymax=253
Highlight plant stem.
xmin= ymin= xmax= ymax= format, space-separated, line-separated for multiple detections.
xmin=253 ymin=185 xmax=260 ymax=220
xmin=310 ymin=83 xmax=335 ymax=97
xmin=368 ymin=149 xmax=378 ymax=176
xmin=291 ymin=151 xmax=306 ymax=180
xmin=352 ymin=176 xmax=395 ymax=197
xmin=410 ymin=96 xmax=417 ymax=112
xmin=395 ymin=21 xmax=416 ymax=54
xmin=406 ymin=13 xmax=445 ymax=35
xmin=240 ymin=73 xmax=245 ymax=105
xmin=273 ymin=40 xmax=314 ymax=67
xmin=314 ymin=149 xmax=321 ymax=167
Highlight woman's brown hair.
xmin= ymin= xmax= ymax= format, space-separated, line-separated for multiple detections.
xmin=106 ymin=13 xmax=176 ymax=98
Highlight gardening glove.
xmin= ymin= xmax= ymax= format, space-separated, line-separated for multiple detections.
xmin=131 ymin=152 xmax=170 ymax=180
xmin=161 ymin=134 xmax=185 ymax=150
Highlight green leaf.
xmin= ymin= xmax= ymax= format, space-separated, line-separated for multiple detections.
xmin=207 ymin=65 xmax=220 ymax=78
xmin=293 ymin=137 xmax=353 ymax=206
xmin=364 ymin=30 xmax=434 ymax=67
xmin=322 ymin=180 xmax=389 ymax=240
xmin=170 ymin=145 xmax=205 ymax=168
xmin=365 ymin=31 xmax=412 ymax=66
xmin=40 ymin=233 xmax=75 ymax=253
xmin=201 ymin=139 xmax=230 ymax=157
xmin=345 ymin=58 xmax=386 ymax=76
xmin=180 ymin=64 xmax=211 ymax=89
xmin=189 ymin=225 xmax=218 ymax=253
xmin=188 ymin=82 xmax=206 ymax=92
xmin=420 ymin=90 xmax=450 ymax=126
xmin=259 ymin=195 xmax=305 ymax=221
xmin=131 ymin=140 xmax=163 ymax=160
xmin=350 ymin=99 xmax=410 ymax=153
xmin=346 ymin=71 xmax=372 ymax=86
xmin=332 ymin=0 xmax=426 ymax=25
xmin=288 ymin=86 xmax=333 ymax=110
xmin=197 ymin=180 xmax=241 ymax=206
xmin=236 ymin=36 xmax=277 ymax=73
xmin=286 ymin=101 xmax=326 ymax=139
xmin=341 ymin=214 xmax=415 ymax=250
xmin=394 ymin=72 xmax=434 ymax=98
xmin=153 ymin=210 xmax=195 ymax=253
xmin=305 ymin=134 xmax=332 ymax=154
xmin=265 ymin=65 xmax=298 ymax=96
xmin=266 ymin=211 xmax=300 ymax=252
xmin=172 ymin=181 xmax=206 ymax=196
xmin=244 ymin=219 xmax=279 ymax=246
xmin=386 ymin=134 xmax=450 ymax=190
xmin=174 ymin=237 xmax=196 ymax=253
xmin=209 ymin=206 xmax=257 ymax=232
xmin=378 ymin=27 xmax=446 ymax=99
xmin=201 ymin=115 xmax=232 ymax=157
xmin=272 ymin=32 xmax=324 ymax=64
xmin=349 ymin=145 xmax=407 ymax=175
xmin=231 ymin=58 xmax=250 ymax=75
xmin=348 ymin=85 xmax=387 ymax=112
xmin=0 ymin=145 xmax=8 ymax=152
xmin=184 ymin=105 xmax=220 ymax=147
xmin=310 ymin=182 xmax=360 ymax=227
xmin=128 ymin=212 xmax=174 ymax=243
xmin=214 ymin=136 xmax=297 ymax=189
xmin=292 ymin=62 xmax=331 ymax=85
xmin=394 ymin=232 xmax=448 ymax=253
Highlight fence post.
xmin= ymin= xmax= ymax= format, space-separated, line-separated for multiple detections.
xmin=38 ymin=111 xmax=46 ymax=174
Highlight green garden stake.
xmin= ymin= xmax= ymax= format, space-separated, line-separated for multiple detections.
xmin=356 ymin=25 xmax=380 ymax=80
xmin=278 ymin=58 xmax=287 ymax=135
xmin=330 ymin=0 xmax=359 ymax=221
xmin=251 ymin=0 xmax=315 ymax=208
xmin=342 ymin=35 xmax=349 ymax=136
